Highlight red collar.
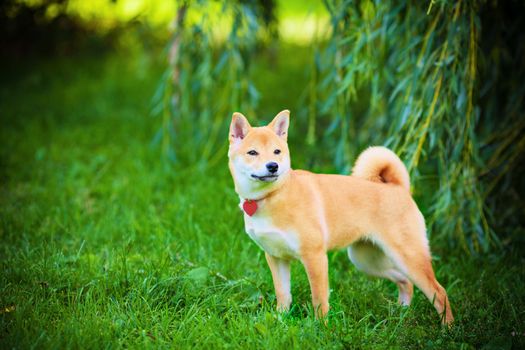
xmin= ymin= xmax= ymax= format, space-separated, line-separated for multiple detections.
xmin=242 ymin=199 xmax=258 ymax=216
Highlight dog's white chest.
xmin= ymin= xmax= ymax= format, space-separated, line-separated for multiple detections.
xmin=244 ymin=215 xmax=300 ymax=259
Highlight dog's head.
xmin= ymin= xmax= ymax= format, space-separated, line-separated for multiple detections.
xmin=228 ymin=110 xmax=291 ymax=199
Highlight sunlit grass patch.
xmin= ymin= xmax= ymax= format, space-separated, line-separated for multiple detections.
xmin=1 ymin=49 xmax=524 ymax=349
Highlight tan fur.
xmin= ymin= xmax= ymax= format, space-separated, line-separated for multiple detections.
xmin=353 ymin=146 xmax=411 ymax=191
xmin=228 ymin=110 xmax=454 ymax=325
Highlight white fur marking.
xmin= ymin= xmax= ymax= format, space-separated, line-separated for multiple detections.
xmin=244 ymin=214 xmax=300 ymax=260
xmin=313 ymin=191 xmax=329 ymax=247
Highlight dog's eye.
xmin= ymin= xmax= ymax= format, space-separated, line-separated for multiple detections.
xmin=247 ymin=150 xmax=258 ymax=156
xmin=274 ymin=149 xmax=281 ymax=155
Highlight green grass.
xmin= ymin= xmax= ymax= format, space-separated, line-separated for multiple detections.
xmin=1 ymin=50 xmax=524 ymax=349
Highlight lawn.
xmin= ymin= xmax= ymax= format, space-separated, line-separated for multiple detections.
xmin=1 ymin=50 xmax=524 ymax=349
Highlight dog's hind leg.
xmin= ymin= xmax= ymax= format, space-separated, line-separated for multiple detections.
xmin=372 ymin=233 xmax=454 ymax=325
xmin=348 ymin=240 xmax=413 ymax=305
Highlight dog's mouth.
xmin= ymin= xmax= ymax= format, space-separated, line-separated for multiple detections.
xmin=251 ymin=174 xmax=278 ymax=182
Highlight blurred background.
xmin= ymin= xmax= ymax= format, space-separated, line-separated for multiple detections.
xmin=1 ymin=0 xmax=525 ymax=348
xmin=2 ymin=0 xmax=523 ymax=253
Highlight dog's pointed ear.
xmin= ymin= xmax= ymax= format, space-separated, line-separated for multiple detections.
xmin=268 ymin=109 xmax=290 ymax=140
xmin=230 ymin=112 xmax=251 ymax=142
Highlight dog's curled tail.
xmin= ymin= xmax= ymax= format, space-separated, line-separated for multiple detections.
xmin=352 ymin=146 xmax=410 ymax=191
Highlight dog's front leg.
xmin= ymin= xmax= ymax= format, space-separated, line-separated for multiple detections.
xmin=265 ymin=253 xmax=292 ymax=312
xmin=302 ymin=252 xmax=329 ymax=318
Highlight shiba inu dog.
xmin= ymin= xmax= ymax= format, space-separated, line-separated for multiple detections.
xmin=227 ymin=110 xmax=454 ymax=325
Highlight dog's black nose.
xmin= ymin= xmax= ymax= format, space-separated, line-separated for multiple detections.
xmin=266 ymin=162 xmax=279 ymax=173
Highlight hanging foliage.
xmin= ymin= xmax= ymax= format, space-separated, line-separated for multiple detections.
xmin=155 ymin=0 xmax=524 ymax=253
xmin=310 ymin=0 xmax=524 ymax=253
xmin=151 ymin=0 xmax=263 ymax=167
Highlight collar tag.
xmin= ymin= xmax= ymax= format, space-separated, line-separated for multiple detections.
xmin=243 ymin=199 xmax=258 ymax=216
